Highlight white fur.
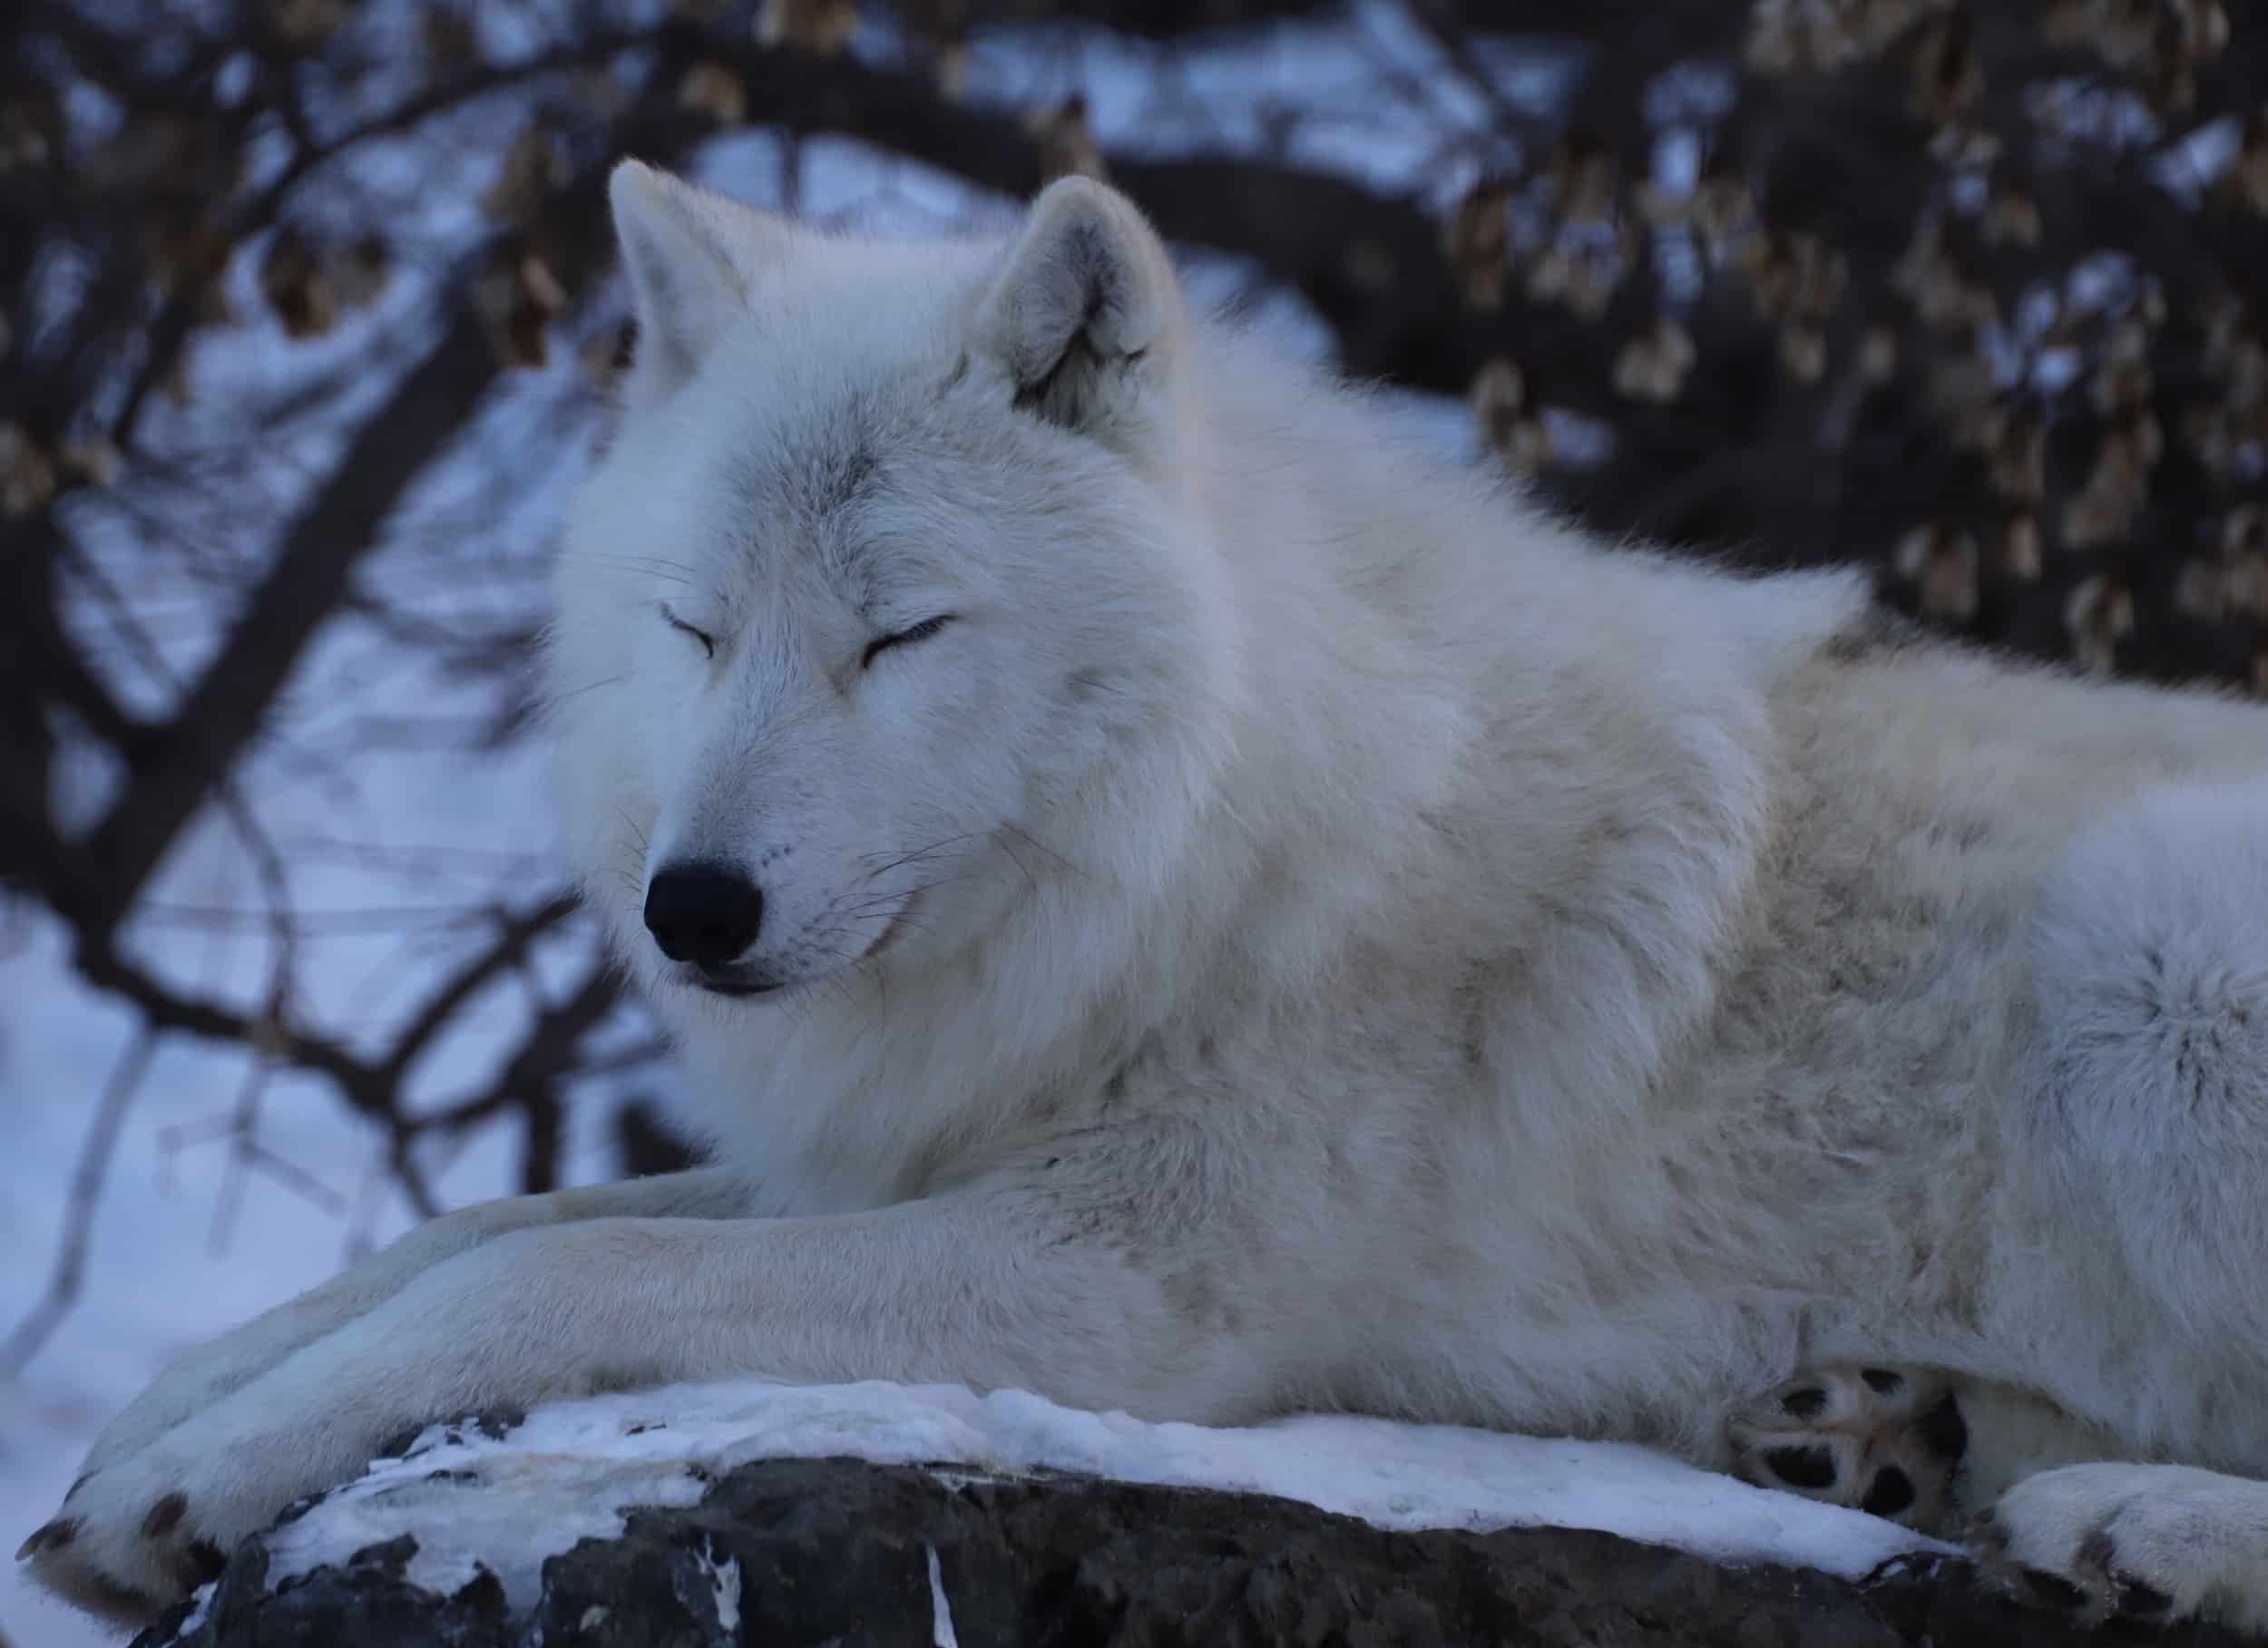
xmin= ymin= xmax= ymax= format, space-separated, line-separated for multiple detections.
xmin=24 ymin=164 xmax=2268 ymax=1630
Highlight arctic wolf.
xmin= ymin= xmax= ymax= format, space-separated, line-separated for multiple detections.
xmin=24 ymin=161 xmax=2268 ymax=1631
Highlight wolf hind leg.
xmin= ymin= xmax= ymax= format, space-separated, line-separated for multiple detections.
xmin=2022 ymin=781 xmax=2268 ymax=1349
xmin=1730 ymin=1366 xmax=2268 ymax=1629
xmin=1731 ymin=1358 xmax=2268 ymax=1630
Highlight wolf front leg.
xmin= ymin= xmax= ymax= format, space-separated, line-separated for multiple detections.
xmin=23 ymin=1189 xmax=1244 ymax=1625
xmin=1980 ymin=1463 xmax=2268 ymax=1632
xmin=65 ymin=1167 xmax=757 ymax=1487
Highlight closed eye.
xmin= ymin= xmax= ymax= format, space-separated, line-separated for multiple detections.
xmin=660 ymin=606 xmax=716 ymax=658
xmin=861 ymin=614 xmax=955 ymax=670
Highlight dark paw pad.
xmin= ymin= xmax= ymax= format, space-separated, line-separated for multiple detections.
xmin=1780 ymin=1386 xmax=1829 ymax=1420
xmin=2019 ymin=1566 xmax=2091 ymax=1610
xmin=174 ymin=1539 xmax=227 ymax=1590
xmin=2114 ymin=1578 xmax=2173 ymax=1617
xmin=1764 ymin=1446 xmax=1839 ymax=1490
xmin=15 ymin=1516 xmax=79 ymax=1560
xmin=142 ymin=1493 xmax=188 ymax=1538
xmin=1861 ymin=1466 xmax=1916 ymax=1518
xmin=1914 ymin=1391 xmax=1968 ymax=1463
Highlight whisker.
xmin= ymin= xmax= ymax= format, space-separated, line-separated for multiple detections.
xmin=998 ymin=822 xmax=1082 ymax=879
xmin=592 ymin=555 xmax=699 ymax=584
xmin=855 ymin=833 xmax=990 ymax=883
xmin=545 ymin=675 xmax=628 ymax=707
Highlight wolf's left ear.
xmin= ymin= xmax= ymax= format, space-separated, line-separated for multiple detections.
xmin=609 ymin=160 xmax=786 ymax=400
xmin=976 ymin=178 xmax=1181 ymax=434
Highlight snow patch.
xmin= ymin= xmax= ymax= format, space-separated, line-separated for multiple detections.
xmin=263 ymin=1447 xmax=712 ymax=1605
xmin=697 ymin=1536 xmax=741 ymax=1633
xmin=255 ymin=1379 xmax=1948 ymax=1615
xmin=152 ymin=1580 xmax=217 ymax=1644
xmin=926 ymin=1543 xmax=959 ymax=1648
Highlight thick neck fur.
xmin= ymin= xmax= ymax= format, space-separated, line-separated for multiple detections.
xmin=653 ymin=318 xmax=1860 ymax=1216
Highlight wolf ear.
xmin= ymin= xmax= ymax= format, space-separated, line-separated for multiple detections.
xmin=976 ymin=178 xmax=1181 ymax=434
xmin=608 ymin=161 xmax=784 ymax=399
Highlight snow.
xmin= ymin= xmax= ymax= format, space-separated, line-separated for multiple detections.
xmin=699 ymin=1540 xmax=742 ymax=1634
xmin=925 ymin=1544 xmax=959 ymax=1648
xmin=152 ymin=1584 xmax=213 ymax=1648
xmin=243 ymin=1378 xmax=1947 ymax=1618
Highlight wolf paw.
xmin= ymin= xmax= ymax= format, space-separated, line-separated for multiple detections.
xmin=15 ymin=1372 xmax=395 ymax=1629
xmin=13 ymin=1437 xmax=269 ymax=1630
xmin=1729 ymin=1364 xmax=1968 ymax=1529
xmin=1973 ymin=1462 xmax=2268 ymax=1632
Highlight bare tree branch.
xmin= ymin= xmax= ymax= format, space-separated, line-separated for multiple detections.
xmin=3 ymin=1029 xmax=159 ymax=1379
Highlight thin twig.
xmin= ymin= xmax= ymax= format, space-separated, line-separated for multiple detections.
xmin=2 ymin=1029 xmax=160 ymax=1380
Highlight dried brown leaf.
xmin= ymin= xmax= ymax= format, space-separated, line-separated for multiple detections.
xmin=757 ymin=0 xmax=858 ymax=54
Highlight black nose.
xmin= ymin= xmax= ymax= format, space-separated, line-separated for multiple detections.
xmin=643 ymin=863 xmax=763 ymax=965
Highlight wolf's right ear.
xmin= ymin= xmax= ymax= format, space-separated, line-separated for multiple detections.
xmin=608 ymin=161 xmax=783 ymax=399
xmin=976 ymin=178 xmax=1182 ymax=436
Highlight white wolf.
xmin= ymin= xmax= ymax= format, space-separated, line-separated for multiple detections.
xmin=24 ymin=161 xmax=2268 ymax=1632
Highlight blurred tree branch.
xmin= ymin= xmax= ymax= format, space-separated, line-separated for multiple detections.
xmin=2 ymin=1029 xmax=157 ymax=1379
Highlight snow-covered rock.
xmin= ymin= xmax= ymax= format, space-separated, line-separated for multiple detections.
xmin=134 ymin=1380 xmax=2227 ymax=1646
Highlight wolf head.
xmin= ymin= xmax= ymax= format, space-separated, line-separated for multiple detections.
xmin=547 ymin=163 xmax=1244 ymax=1013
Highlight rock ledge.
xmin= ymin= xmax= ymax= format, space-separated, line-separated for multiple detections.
xmin=140 ymin=1456 xmax=2245 ymax=1647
